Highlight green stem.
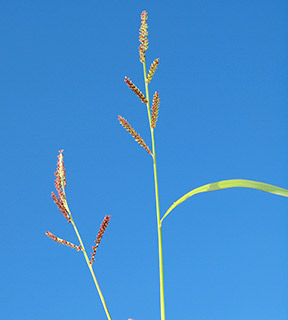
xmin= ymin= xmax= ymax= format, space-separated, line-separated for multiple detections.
xmin=62 ymin=188 xmax=112 ymax=320
xmin=142 ymin=60 xmax=166 ymax=320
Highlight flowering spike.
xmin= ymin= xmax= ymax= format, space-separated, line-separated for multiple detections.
xmin=51 ymin=192 xmax=71 ymax=222
xmin=124 ymin=77 xmax=148 ymax=104
xmin=118 ymin=115 xmax=153 ymax=155
xmin=151 ymin=92 xmax=160 ymax=129
xmin=52 ymin=150 xmax=71 ymax=222
xmin=139 ymin=11 xmax=148 ymax=63
xmin=147 ymin=58 xmax=159 ymax=83
xmin=46 ymin=231 xmax=82 ymax=251
xmin=54 ymin=150 xmax=66 ymax=202
xmin=90 ymin=215 xmax=111 ymax=264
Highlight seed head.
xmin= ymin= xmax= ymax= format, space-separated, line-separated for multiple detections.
xmin=151 ymin=92 xmax=160 ymax=129
xmin=52 ymin=150 xmax=70 ymax=222
xmin=118 ymin=115 xmax=152 ymax=155
xmin=90 ymin=215 xmax=111 ymax=264
xmin=51 ymin=192 xmax=71 ymax=222
xmin=46 ymin=231 xmax=82 ymax=251
xmin=124 ymin=77 xmax=148 ymax=104
xmin=139 ymin=11 xmax=148 ymax=63
xmin=147 ymin=58 xmax=159 ymax=83
xmin=54 ymin=150 xmax=66 ymax=202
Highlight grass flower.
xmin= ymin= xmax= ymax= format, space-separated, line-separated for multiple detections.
xmin=151 ymin=92 xmax=159 ymax=129
xmin=46 ymin=231 xmax=82 ymax=251
xmin=51 ymin=192 xmax=70 ymax=222
xmin=139 ymin=10 xmax=148 ymax=63
xmin=51 ymin=150 xmax=71 ymax=222
xmin=118 ymin=115 xmax=152 ymax=155
xmin=46 ymin=151 xmax=112 ymax=320
xmin=147 ymin=58 xmax=159 ymax=83
xmin=124 ymin=77 xmax=148 ymax=104
xmin=90 ymin=215 xmax=111 ymax=264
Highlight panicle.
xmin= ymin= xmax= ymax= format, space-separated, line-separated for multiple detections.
xmin=139 ymin=11 xmax=148 ymax=63
xmin=147 ymin=58 xmax=159 ymax=83
xmin=124 ymin=77 xmax=148 ymax=104
xmin=118 ymin=115 xmax=153 ymax=155
xmin=46 ymin=231 xmax=82 ymax=251
xmin=151 ymin=92 xmax=160 ymax=129
xmin=90 ymin=215 xmax=111 ymax=264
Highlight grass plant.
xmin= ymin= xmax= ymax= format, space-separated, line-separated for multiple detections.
xmin=46 ymin=11 xmax=288 ymax=320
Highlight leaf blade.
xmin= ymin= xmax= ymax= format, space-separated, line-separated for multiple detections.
xmin=161 ymin=179 xmax=288 ymax=223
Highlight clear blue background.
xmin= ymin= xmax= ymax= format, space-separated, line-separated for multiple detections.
xmin=0 ymin=1 xmax=287 ymax=319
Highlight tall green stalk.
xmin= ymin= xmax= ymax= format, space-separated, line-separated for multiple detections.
xmin=142 ymin=60 xmax=166 ymax=320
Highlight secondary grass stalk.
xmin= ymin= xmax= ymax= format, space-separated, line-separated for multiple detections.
xmin=62 ymin=189 xmax=112 ymax=320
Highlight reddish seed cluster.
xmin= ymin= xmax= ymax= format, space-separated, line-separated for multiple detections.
xmin=90 ymin=215 xmax=111 ymax=264
xmin=51 ymin=192 xmax=70 ymax=222
xmin=56 ymin=150 xmax=66 ymax=192
xmin=139 ymin=11 xmax=148 ymax=63
xmin=151 ymin=92 xmax=160 ymax=129
xmin=52 ymin=150 xmax=71 ymax=222
xmin=46 ymin=231 xmax=82 ymax=251
xmin=118 ymin=115 xmax=152 ymax=155
xmin=124 ymin=77 xmax=148 ymax=104
xmin=147 ymin=58 xmax=159 ymax=84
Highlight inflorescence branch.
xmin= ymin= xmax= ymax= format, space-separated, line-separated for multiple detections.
xmin=51 ymin=150 xmax=71 ymax=222
xmin=118 ymin=115 xmax=153 ymax=155
xmin=139 ymin=11 xmax=148 ymax=63
xmin=46 ymin=231 xmax=82 ymax=251
xmin=90 ymin=215 xmax=111 ymax=264
xmin=147 ymin=58 xmax=159 ymax=83
xmin=151 ymin=92 xmax=160 ymax=129
xmin=124 ymin=77 xmax=148 ymax=104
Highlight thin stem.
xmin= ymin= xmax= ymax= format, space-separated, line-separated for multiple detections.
xmin=62 ymin=188 xmax=112 ymax=320
xmin=142 ymin=60 xmax=166 ymax=320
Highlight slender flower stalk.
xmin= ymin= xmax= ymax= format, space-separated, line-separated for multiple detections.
xmin=139 ymin=11 xmax=166 ymax=320
xmin=122 ymin=16 xmax=165 ymax=315
xmin=46 ymin=150 xmax=112 ymax=320
xmin=121 ymin=10 xmax=166 ymax=319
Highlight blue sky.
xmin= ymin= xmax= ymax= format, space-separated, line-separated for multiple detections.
xmin=1 ymin=1 xmax=287 ymax=319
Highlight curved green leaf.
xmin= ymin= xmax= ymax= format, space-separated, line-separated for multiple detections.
xmin=161 ymin=179 xmax=288 ymax=224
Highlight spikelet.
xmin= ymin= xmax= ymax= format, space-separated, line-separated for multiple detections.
xmin=90 ymin=215 xmax=111 ymax=264
xmin=147 ymin=58 xmax=159 ymax=83
xmin=118 ymin=115 xmax=152 ymax=155
xmin=151 ymin=92 xmax=159 ymax=129
xmin=139 ymin=11 xmax=148 ymax=63
xmin=124 ymin=77 xmax=148 ymax=104
xmin=46 ymin=231 xmax=82 ymax=251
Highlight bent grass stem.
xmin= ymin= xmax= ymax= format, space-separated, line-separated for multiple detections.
xmin=62 ymin=188 xmax=112 ymax=320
